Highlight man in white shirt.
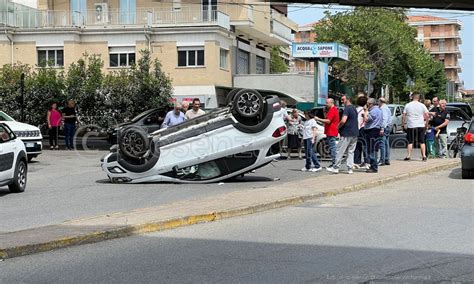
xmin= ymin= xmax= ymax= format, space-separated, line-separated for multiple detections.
xmin=402 ymin=93 xmax=429 ymax=161
xmin=185 ymin=98 xmax=206 ymax=120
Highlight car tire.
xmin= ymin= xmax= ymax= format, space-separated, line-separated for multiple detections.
xmin=226 ymin=88 xmax=241 ymax=105
xmin=9 ymin=159 xmax=27 ymax=193
xmin=316 ymin=139 xmax=331 ymax=159
xmin=232 ymin=89 xmax=264 ymax=119
xmin=462 ymin=169 xmax=473 ymax=179
xmin=392 ymin=124 xmax=397 ymax=134
xmin=118 ymin=126 xmax=150 ymax=159
xmin=27 ymin=155 xmax=35 ymax=163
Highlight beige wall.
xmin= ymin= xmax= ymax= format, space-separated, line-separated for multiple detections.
xmin=0 ymin=42 xmax=12 ymax=65
xmin=150 ymin=41 xmax=231 ymax=87
xmin=12 ymin=42 xmax=37 ymax=66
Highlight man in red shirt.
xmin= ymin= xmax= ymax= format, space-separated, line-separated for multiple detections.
xmin=315 ymin=98 xmax=340 ymax=169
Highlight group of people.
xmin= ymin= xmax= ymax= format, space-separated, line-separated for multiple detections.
xmin=283 ymin=93 xmax=397 ymax=174
xmin=46 ymin=100 xmax=78 ymax=150
xmin=402 ymin=95 xmax=449 ymax=160
xmin=161 ymin=98 xmax=206 ymax=129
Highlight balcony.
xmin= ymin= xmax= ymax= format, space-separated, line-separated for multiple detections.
xmin=430 ymin=47 xmax=461 ymax=54
xmin=445 ymin=64 xmax=462 ymax=72
xmin=0 ymin=5 xmax=230 ymax=30
xmin=271 ymin=19 xmax=293 ymax=44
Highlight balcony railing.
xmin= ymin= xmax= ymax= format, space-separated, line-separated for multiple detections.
xmin=430 ymin=47 xmax=461 ymax=54
xmin=0 ymin=5 xmax=230 ymax=29
xmin=271 ymin=19 xmax=292 ymax=42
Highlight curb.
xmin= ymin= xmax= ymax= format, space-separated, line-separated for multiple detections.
xmin=0 ymin=160 xmax=460 ymax=260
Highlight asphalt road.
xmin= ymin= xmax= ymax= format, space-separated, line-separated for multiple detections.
xmin=0 ymin=144 xmax=414 ymax=233
xmin=1 ymin=169 xmax=472 ymax=283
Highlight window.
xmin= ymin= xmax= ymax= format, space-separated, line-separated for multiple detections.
xmin=237 ymin=49 xmax=249 ymax=74
xmin=172 ymin=0 xmax=181 ymax=11
xmin=220 ymin=49 xmax=228 ymax=69
xmin=177 ymin=47 xmax=205 ymax=67
xmin=109 ymin=47 xmax=136 ymax=67
xmin=256 ymin=56 xmax=265 ymax=74
xmin=37 ymin=48 xmax=64 ymax=67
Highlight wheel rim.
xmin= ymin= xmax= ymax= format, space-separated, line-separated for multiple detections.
xmin=122 ymin=131 xmax=145 ymax=157
xmin=18 ymin=163 xmax=26 ymax=188
xmin=237 ymin=92 xmax=261 ymax=116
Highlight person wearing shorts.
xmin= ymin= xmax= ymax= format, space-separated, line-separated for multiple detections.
xmin=402 ymin=93 xmax=429 ymax=161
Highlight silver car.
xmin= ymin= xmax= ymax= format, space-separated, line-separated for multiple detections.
xmin=387 ymin=104 xmax=404 ymax=134
xmin=445 ymin=106 xmax=471 ymax=145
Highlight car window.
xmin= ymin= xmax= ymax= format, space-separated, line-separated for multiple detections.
xmin=388 ymin=106 xmax=394 ymax=115
xmin=449 ymin=109 xmax=470 ymax=121
xmin=0 ymin=111 xmax=14 ymax=121
xmin=0 ymin=124 xmax=14 ymax=143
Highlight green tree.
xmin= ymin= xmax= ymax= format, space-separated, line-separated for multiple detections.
xmin=314 ymin=7 xmax=447 ymax=99
xmin=270 ymin=46 xmax=288 ymax=73
xmin=0 ymin=64 xmax=30 ymax=120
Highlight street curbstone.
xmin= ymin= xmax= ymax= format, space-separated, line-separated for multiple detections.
xmin=0 ymin=160 xmax=460 ymax=260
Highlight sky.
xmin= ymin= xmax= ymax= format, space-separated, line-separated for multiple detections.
xmin=288 ymin=5 xmax=474 ymax=90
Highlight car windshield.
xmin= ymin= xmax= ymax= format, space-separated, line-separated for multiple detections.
xmin=388 ymin=106 xmax=394 ymax=115
xmin=449 ymin=109 xmax=470 ymax=121
xmin=131 ymin=109 xmax=158 ymax=123
xmin=0 ymin=111 xmax=15 ymax=121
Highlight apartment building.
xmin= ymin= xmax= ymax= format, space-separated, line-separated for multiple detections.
xmin=408 ymin=15 xmax=463 ymax=93
xmin=289 ymin=21 xmax=318 ymax=74
xmin=0 ymin=0 xmax=296 ymax=107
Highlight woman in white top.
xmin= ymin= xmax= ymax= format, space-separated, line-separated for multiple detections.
xmin=301 ymin=111 xmax=322 ymax=172
xmin=287 ymin=109 xmax=303 ymax=159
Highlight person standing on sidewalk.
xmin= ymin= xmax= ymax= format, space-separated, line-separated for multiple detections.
xmin=402 ymin=93 xmax=429 ymax=161
xmin=287 ymin=109 xmax=303 ymax=159
xmin=185 ymin=98 xmax=206 ymax=120
xmin=62 ymin=99 xmax=78 ymax=150
xmin=301 ymin=111 xmax=322 ymax=172
xmin=378 ymin=97 xmax=393 ymax=166
xmin=161 ymin=102 xmax=185 ymax=129
xmin=431 ymin=99 xmax=449 ymax=158
xmin=364 ymin=98 xmax=383 ymax=173
xmin=314 ymin=98 xmax=340 ymax=170
xmin=354 ymin=94 xmax=369 ymax=169
xmin=46 ymin=102 xmax=62 ymax=150
xmin=327 ymin=96 xmax=359 ymax=174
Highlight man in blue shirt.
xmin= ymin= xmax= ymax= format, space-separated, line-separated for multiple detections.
xmin=161 ymin=102 xmax=185 ymax=129
xmin=364 ymin=98 xmax=383 ymax=173
xmin=378 ymin=97 xmax=393 ymax=166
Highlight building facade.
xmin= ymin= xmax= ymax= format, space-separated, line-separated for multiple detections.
xmin=0 ymin=0 xmax=296 ymax=107
xmin=289 ymin=21 xmax=317 ymax=74
xmin=408 ymin=15 xmax=463 ymax=93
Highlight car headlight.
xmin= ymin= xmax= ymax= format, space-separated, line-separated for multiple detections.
xmin=14 ymin=130 xmax=40 ymax=137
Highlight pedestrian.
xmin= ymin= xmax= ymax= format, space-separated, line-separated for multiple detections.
xmin=354 ymin=94 xmax=369 ymax=169
xmin=424 ymin=99 xmax=431 ymax=111
xmin=46 ymin=102 xmax=62 ymax=150
xmin=340 ymin=95 xmax=347 ymax=106
xmin=429 ymin=97 xmax=439 ymax=113
xmin=402 ymin=93 xmax=429 ymax=161
xmin=286 ymin=109 xmax=303 ymax=159
xmin=378 ymin=97 xmax=393 ymax=166
xmin=185 ymin=98 xmax=206 ymax=120
xmin=181 ymin=100 xmax=190 ymax=114
xmin=314 ymin=98 xmax=340 ymax=169
xmin=161 ymin=102 xmax=185 ymax=129
xmin=327 ymin=96 xmax=359 ymax=174
xmin=425 ymin=120 xmax=439 ymax=159
xmin=431 ymin=99 xmax=449 ymax=158
xmin=63 ymin=99 xmax=78 ymax=150
xmin=301 ymin=111 xmax=322 ymax=172
xmin=364 ymin=98 xmax=383 ymax=173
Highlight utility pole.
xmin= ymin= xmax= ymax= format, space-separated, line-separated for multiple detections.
xmin=20 ymin=72 xmax=25 ymax=122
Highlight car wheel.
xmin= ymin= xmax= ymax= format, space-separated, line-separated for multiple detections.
xmin=9 ymin=159 xmax=27 ymax=193
xmin=232 ymin=89 xmax=264 ymax=119
xmin=226 ymin=88 xmax=241 ymax=105
xmin=462 ymin=169 xmax=473 ymax=179
xmin=316 ymin=139 xmax=331 ymax=159
xmin=27 ymin=155 xmax=35 ymax=163
xmin=118 ymin=126 xmax=150 ymax=159
xmin=392 ymin=124 xmax=397 ymax=134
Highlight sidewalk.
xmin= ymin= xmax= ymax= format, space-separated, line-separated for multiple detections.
xmin=0 ymin=158 xmax=460 ymax=260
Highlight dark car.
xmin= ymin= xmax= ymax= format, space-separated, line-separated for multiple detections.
xmin=461 ymin=118 xmax=474 ymax=179
xmin=447 ymin=102 xmax=472 ymax=118
xmin=107 ymin=107 xmax=170 ymax=144
xmin=310 ymin=106 xmax=344 ymax=120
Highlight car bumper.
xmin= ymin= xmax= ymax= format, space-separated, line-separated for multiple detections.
xmin=461 ymin=143 xmax=474 ymax=170
xmin=20 ymin=139 xmax=43 ymax=155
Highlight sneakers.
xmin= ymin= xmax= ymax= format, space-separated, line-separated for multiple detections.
xmin=310 ymin=167 xmax=322 ymax=172
xmin=347 ymin=169 xmax=354 ymax=174
xmin=353 ymin=164 xmax=360 ymax=169
xmin=366 ymin=168 xmax=378 ymax=173
xmin=326 ymin=167 xmax=339 ymax=174
xmin=301 ymin=167 xmax=309 ymax=172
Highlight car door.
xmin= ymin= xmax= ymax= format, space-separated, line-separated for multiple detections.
xmin=0 ymin=124 xmax=17 ymax=183
xmin=143 ymin=110 xmax=166 ymax=134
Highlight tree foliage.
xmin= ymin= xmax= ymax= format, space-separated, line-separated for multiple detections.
xmin=0 ymin=50 xmax=173 ymax=127
xmin=314 ymin=7 xmax=447 ymax=99
xmin=270 ymin=46 xmax=289 ymax=73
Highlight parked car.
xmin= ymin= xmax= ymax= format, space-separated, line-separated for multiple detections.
xmin=0 ymin=111 xmax=42 ymax=162
xmin=445 ymin=106 xmax=471 ymax=145
xmin=461 ymin=118 xmax=474 ymax=179
xmin=387 ymin=104 xmax=404 ymax=134
xmin=0 ymin=123 xmax=28 ymax=193
xmin=101 ymin=89 xmax=287 ymax=183
xmin=447 ymin=102 xmax=472 ymax=118
xmin=107 ymin=107 xmax=170 ymax=144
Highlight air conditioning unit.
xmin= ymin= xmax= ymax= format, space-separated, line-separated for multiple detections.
xmin=94 ymin=3 xmax=109 ymax=24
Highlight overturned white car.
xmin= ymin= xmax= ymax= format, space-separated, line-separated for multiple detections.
xmin=101 ymin=89 xmax=287 ymax=183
